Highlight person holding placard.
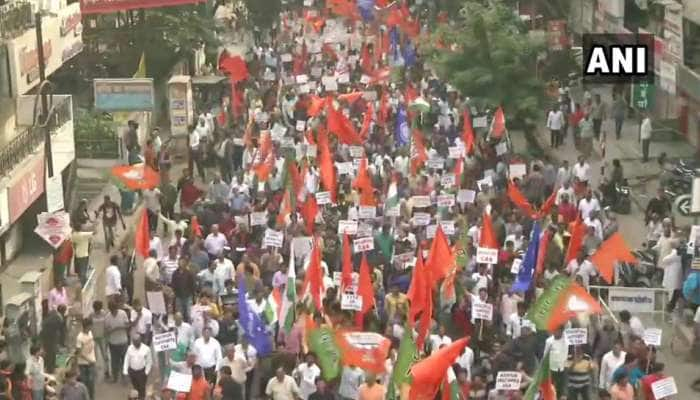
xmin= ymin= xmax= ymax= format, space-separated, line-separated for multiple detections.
xmin=640 ymin=362 xmax=666 ymax=400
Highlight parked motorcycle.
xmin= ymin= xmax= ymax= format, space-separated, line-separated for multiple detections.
xmin=598 ymin=180 xmax=632 ymax=214
xmin=616 ymin=243 xmax=658 ymax=287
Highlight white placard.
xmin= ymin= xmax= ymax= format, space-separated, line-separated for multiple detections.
xmin=476 ymin=247 xmax=498 ymax=264
xmin=264 ymin=70 xmax=276 ymax=81
xmin=341 ymin=293 xmax=363 ymax=311
xmin=495 ymin=141 xmax=508 ymax=156
xmin=263 ymin=229 xmax=284 ymax=248
xmin=353 ymin=236 xmax=375 ymax=253
xmin=34 ymin=211 xmax=71 ymax=249
xmin=146 ymin=291 xmax=167 ymax=315
xmin=316 ymin=191 xmax=332 ymax=205
xmin=440 ymin=221 xmax=456 ymax=235
xmin=360 ymin=75 xmax=371 ymax=84
xmin=426 ymin=225 xmax=438 ymax=239
xmin=281 ymin=137 xmax=295 ymax=148
xmin=46 ymin=174 xmax=65 ymax=213
xmin=311 ymin=67 xmax=323 ymax=77
xmin=457 ymin=189 xmax=476 ymax=204
xmin=564 ymin=328 xmax=588 ymax=345
xmin=292 ymin=237 xmax=314 ymax=260
xmin=321 ymin=76 xmax=336 ymax=87
xmin=336 ymin=162 xmax=353 ymax=175
xmin=358 ymin=206 xmax=376 ymax=219
xmin=363 ymin=91 xmax=377 ymax=101
xmin=607 ymin=287 xmax=655 ymax=313
xmin=643 ymin=328 xmax=663 ymax=347
xmin=298 ymin=84 xmax=310 ymax=94
xmin=473 ymin=116 xmax=488 ymax=128
xmin=325 ymin=80 xmax=338 ymax=92
xmin=386 ymin=205 xmax=400 ymax=217
xmin=153 ymin=332 xmax=177 ymax=352
xmin=305 ymin=144 xmax=318 ymax=158
xmin=167 ymin=371 xmax=193 ymax=393
xmin=303 ymin=0 xmax=314 ymax=7
xmin=651 ymin=377 xmax=678 ymax=399
xmin=472 ymin=303 xmax=493 ymax=321
xmin=440 ymin=174 xmax=456 ymax=188
xmin=356 ymin=222 xmax=373 ymax=238
xmin=349 ymin=146 xmax=364 ymax=158
xmin=448 ymin=146 xmax=463 ymax=159
xmin=437 ymin=194 xmax=455 ymax=207
xmin=333 ymin=271 xmax=359 ymax=288
xmin=427 ymin=159 xmax=445 ymax=170
xmin=271 ymin=123 xmax=287 ymax=141
xmin=338 ymin=220 xmax=359 ymax=235
xmin=495 ymin=371 xmax=522 ymax=391
xmin=296 ymin=74 xmax=309 ymax=84
xmin=411 ymin=195 xmax=431 ymax=208
xmin=296 ymin=120 xmax=306 ymax=132
xmin=412 ymin=212 xmax=431 ymax=226
xmin=250 ymin=211 xmax=268 ymax=226
xmin=281 ymin=53 xmax=293 ymax=62
xmin=509 ymin=163 xmax=527 ymax=179
xmin=510 ymin=258 xmax=522 ymax=274
xmin=338 ymin=73 xmax=350 ymax=84
xmin=477 ymin=175 xmax=493 ymax=191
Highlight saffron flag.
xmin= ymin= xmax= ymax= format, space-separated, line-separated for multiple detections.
xmin=410 ymin=129 xmax=428 ymax=175
xmin=335 ymin=331 xmax=391 ymax=373
xmin=238 ymin=278 xmax=272 ymax=356
xmin=523 ymin=350 xmax=557 ymax=400
xmin=536 ymin=190 xmax=558 ymax=219
xmin=441 ymin=367 xmax=460 ymax=400
xmin=462 ymin=111 xmax=475 ymax=155
xmin=511 ymin=222 xmax=541 ymax=293
xmin=341 ymin=234 xmax=353 ymax=292
xmin=190 ymin=216 xmax=203 ymax=237
xmin=425 ymin=225 xmax=454 ymax=284
xmin=304 ymin=239 xmax=325 ymax=312
xmin=407 ymin=246 xmax=431 ymax=348
xmin=326 ymin=98 xmax=363 ymax=144
xmin=479 ymin=212 xmax=499 ymax=249
xmin=360 ymin=102 xmax=374 ymax=140
xmin=355 ymin=253 xmax=375 ymax=329
xmin=409 ymin=338 xmax=469 ymax=400
xmin=526 ymin=276 xmax=602 ymax=332
xmin=490 ymin=106 xmax=506 ymax=139
xmin=507 ymin=182 xmax=536 ymax=218
xmin=590 ymin=232 xmax=637 ymax=284
xmin=565 ymin=214 xmax=587 ymax=265
xmin=308 ymin=95 xmax=326 ymax=117
xmin=301 ymin=195 xmax=318 ymax=235
xmin=318 ymin=127 xmax=337 ymax=202
xmin=134 ymin=209 xmax=150 ymax=258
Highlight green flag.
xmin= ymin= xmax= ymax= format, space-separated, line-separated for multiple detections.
xmin=526 ymin=276 xmax=572 ymax=331
xmin=307 ymin=327 xmax=341 ymax=381
xmin=524 ymin=350 xmax=556 ymax=400
xmin=391 ymin=328 xmax=420 ymax=390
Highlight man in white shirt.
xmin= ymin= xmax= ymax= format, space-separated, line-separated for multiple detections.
xmin=193 ymin=327 xmax=222 ymax=384
xmin=129 ymin=299 xmax=153 ymax=344
xmin=105 ymin=256 xmax=122 ymax=301
xmin=506 ymin=303 xmax=532 ymax=339
xmin=172 ymin=313 xmax=195 ymax=349
xmin=640 ymin=113 xmax=652 ymax=162
xmin=293 ymin=353 xmax=321 ymax=400
xmin=339 ymin=365 xmax=365 ymax=400
xmin=213 ymin=252 xmax=235 ymax=296
xmin=234 ymin=338 xmax=258 ymax=397
xmin=142 ymin=188 xmax=161 ymax=231
xmin=204 ymin=224 xmax=228 ymax=258
xmin=544 ymin=328 xmax=568 ymax=396
xmin=190 ymin=123 xmax=205 ymax=181
xmin=76 ymin=319 xmax=97 ymax=399
xmin=599 ymin=341 xmax=626 ymax=391
xmin=428 ymin=324 xmax=453 ymax=354
xmin=555 ymin=181 xmax=576 ymax=206
xmin=566 ymin=252 xmax=597 ymax=289
xmin=578 ymin=190 xmax=601 ymax=220
xmin=122 ymin=334 xmax=152 ymax=399
xmin=555 ymin=160 xmax=572 ymax=188
xmin=547 ymin=106 xmax=565 ymax=148
xmin=572 ymin=156 xmax=592 ymax=186
xmin=456 ymin=346 xmax=475 ymax=380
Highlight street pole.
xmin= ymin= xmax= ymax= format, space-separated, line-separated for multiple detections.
xmin=35 ymin=11 xmax=54 ymax=178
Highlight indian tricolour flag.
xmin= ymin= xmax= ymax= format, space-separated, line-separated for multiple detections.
xmin=278 ymin=245 xmax=297 ymax=334
xmin=442 ymin=366 xmax=460 ymax=400
xmin=385 ymin=177 xmax=399 ymax=211
xmin=264 ymin=287 xmax=281 ymax=326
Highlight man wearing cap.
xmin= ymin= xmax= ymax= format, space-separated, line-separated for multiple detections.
xmin=123 ymin=333 xmax=152 ymax=400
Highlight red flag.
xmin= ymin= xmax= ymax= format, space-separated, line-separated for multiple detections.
xmin=326 ymin=98 xmax=363 ymax=145
xmin=301 ymin=195 xmax=318 ymax=235
xmin=338 ymin=91 xmax=363 ymax=104
xmin=490 ymin=106 xmax=506 ymax=139
xmin=507 ymin=182 xmax=536 ymax=218
xmin=535 ymin=230 xmax=551 ymax=276
xmin=318 ymin=127 xmax=337 ymax=202
xmin=425 ymin=226 xmax=454 ymax=284
xmin=190 ymin=216 xmax=203 ymax=237
xmin=590 ymin=232 xmax=637 ymax=284
xmin=462 ymin=111 xmax=475 ymax=155
xmin=217 ymin=107 xmax=227 ymax=127
xmin=219 ymin=54 xmax=248 ymax=82
xmin=537 ymin=190 xmax=558 ymax=219
xmin=378 ymin=92 xmax=390 ymax=126
xmin=361 ymin=43 xmax=373 ymax=74
xmin=304 ymin=239 xmax=325 ymax=312
xmin=308 ymin=95 xmax=326 ymax=117
xmin=410 ymin=338 xmax=470 ymax=400
xmin=134 ymin=209 xmax=150 ymax=258
xmin=354 ymin=254 xmax=375 ymax=329
xmin=360 ymin=102 xmax=373 ymax=140
xmin=479 ymin=212 xmax=499 ymax=249
xmin=565 ymin=214 xmax=586 ymax=265
xmin=407 ymin=246 xmax=431 ymax=348
xmin=277 ymin=189 xmax=293 ymax=227
xmin=254 ymin=153 xmax=275 ymax=182
xmin=410 ymin=129 xmax=428 ymax=175
xmin=547 ymin=282 xmax=602 ymax=332
xmin=453 ymin=158 xmax=463 ymax=188
xmin=369 ymin=67 xmax=391 ymax=85
xmin=341 ymin=234 xmax=353 ymax=292
xmin=353 ymin=158 xmax=375 ymax=206
xmin=405 ymin=83 xmax=418 ymax=104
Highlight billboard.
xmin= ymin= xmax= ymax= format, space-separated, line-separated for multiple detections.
xmin=94 ymin=78 xmax=155 ymax=111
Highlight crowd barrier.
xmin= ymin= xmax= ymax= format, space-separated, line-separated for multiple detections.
xmin=589 ymin=285 xmax=670 ymax=320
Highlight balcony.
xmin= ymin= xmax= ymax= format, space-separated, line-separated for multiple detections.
xmin=0 ymin=1 xmax=34 ymax=41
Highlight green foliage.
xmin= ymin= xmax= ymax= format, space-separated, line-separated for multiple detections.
xmin=74 ymin=109 xmax=119 ymax=159
xmin=421 ymin=0 xmax=545 ymax=127
xmin=244 ymin=0 xmax=281 ymax=31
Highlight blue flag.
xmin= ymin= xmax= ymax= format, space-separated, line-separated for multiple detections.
xmin=390 ymin=26 xmax=400 ymax=60
xmin=395 ymin=104 xmax=410 ymax=146
xmin=403 ymin=40 xmax=416 ymax=67
xmin=511 ymin=221 xmax=541 ymax=293
xmin=238 ymin=279 xmax=272 ymax=356
xmin=357 ymin=0 xmax=376 ymax=21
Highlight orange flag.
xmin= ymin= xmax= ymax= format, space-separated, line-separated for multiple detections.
xmin=341 ymin=234 xmax=353 ymax=292
xmin=565 ymin=214 xmax=587 ymax=265
xmin=462 ymin=111 xmax=475 ymax=155
xmin=308 ymin=95 xmax=326 ymax=117
xmin=547 ymin=282 xmax=602 ymax=332
xmin=536 ymin=189 xmax=558 ymax=219
xmin=410 ymin=129 xmax=428 ymax=175
xmin=134 ymin=209 xmax=150 ymax=258
xmin=490 ymin=106 xmax=506 ymax=139
xmin=353 ymin=158 xmax=375 ymax=206
xmin=453 ymin=158 xmax=463 ymax=189
xmin=359 ymin=102 xmax=373 ymax=140
xmin=190 ymin=216 xmax=203 ymax=237
xmin=254 ymin=153 xmax=275 ymax=182
xmin=410 ymin=338 xmax=470 ymax=400
xmin=425 ymin=225 xmax=454 ymax=284
xmin=354 ymin=254 xmax=375 ymax=329
xmin=318 ymin=127 xmax=337 ymax=202
xmin=590 ymin=232 xmax=637 ymax=284
xmin=301 ymin=195 xmax=318 ymax=235
xmin=535 ymin=230 xmax=551 ymax=276
xmin=304 ymin=239 xmax=325 ymax=312
xmin=326 ymin=98 xmax=363 ymax=145
xmin=338 ymin=91 xmax=363 ymax=103
xmin=507 ymin=182 xmax=536 ymax=218
xmin=479 ymin=212 xmax=499 ymax=249
xmin=277 ymin=189 xmax=293 ymax=227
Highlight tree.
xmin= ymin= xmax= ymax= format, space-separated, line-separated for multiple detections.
xmin=421 ymin=0 xmax=546 ymax=128
xmin=244 ymin=0 xmax=281 ymax=31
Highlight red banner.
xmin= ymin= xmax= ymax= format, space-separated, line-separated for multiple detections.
xmin=9 ymin=152 xmax=45 ymax=224
xmin=80 ymin=0 xmax=205 ymax=15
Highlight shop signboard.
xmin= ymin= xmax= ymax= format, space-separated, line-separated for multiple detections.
xmin=8 ymin=151 xmax=45 ymax=224
xmin=94 ymin=78 xmax=155 ymax=111
xmin=631 ymin=83 xmax=655 ymax=111
xmin=81 ymin=0 xmax=206 ymax=14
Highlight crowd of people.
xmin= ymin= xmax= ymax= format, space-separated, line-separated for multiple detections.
xmin=2 ymin=1 xmax=698 ymax=400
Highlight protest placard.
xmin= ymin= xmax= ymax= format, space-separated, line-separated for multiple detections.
xmin=341 ymin=293 xmax=363 ymax=311
xmin=167 ymin=371 xmax=193 ymax=393
xmin=437 ymin=194 xmax=455 ymax=207
xmin=476 ymin=247 xmax=498 ymax=264
xmin=385 ymin=205 xmax=400 ymax=217
xmin=643 ymin=328 xmax=663 ymax=347
xmin=153 ymin=332 xmax=177 ymax=352
xmin=281 ymin=53 xmax=293 ymax=62
xmin=356 ymin=222 xmax=373 ymax=238
xmin=427 ymin=159 xmax=445 ymax=170
xmin=411 ymin=196 xmax=431 ymax=208
xmin=495 ymin=142 xmax=508 ymax=156
xmin=564 ymin=328 xmax=588 ymax=345
xmin=336 ymin=162 xmax=353 ymax=175
xmin=358 ymin=206 xmax=376 ymax=219
xmin=296 ymin=74 xmax=309 ymax=84
xmin=509 ymin=163 xmax=527 ymax=179
xmin=263 ymin=229 xmax=284 ymax=248
xmin=292 ymin=237 xmax=314 ymax=260
xmin=477 ymin=176 xmax=493 ymax=191
xmin=338 ymin=73 xmax=350 ymax=84
xmin=353 ymin=237 xmax=374 ymax=253
xmin=250 ymin=211 xmax=268 ymax=226
xmin=311 ymin=67 xmax=323 ymax=77
xmin=316 ymin=191 xmax=332 ymax=205
xmin=146 ymin=291 xmax=167 ymax=315
xmin=349 ymin=146 xmax=364 ymax=158
xmin=651 ymin=377 xmax=678 ymax=399
xmin=440 ymin=174 xmax=456 ymax=188
xmin=472 ymin=303 xmax=493 ymax=321
xmin=325 ymin=80 xmax=338 ymax=92
xmin=473 ymin=116 xmax=488 ymax=128
xmin=426 ymin=225 xmax=438 ymax=239
xmin=510 ymin=258 xmax=522 ymax=274
xmin=448 ymin=146 xmax=463 ymax=159
xmin=338 ymin=220 xmax=358 ymax=235
xmin=440 ymin=220 xmax=455 ymax=235
xmin=296 ymin=120 xmax=306 ymax=132
xmin=305 ymin=144 xmax=317 ymax=158
xmin=412 ymin=213 xmax=431 ymax=226
xmin=333 ymin=271 xmax=359 ymax=288
xmin=495 ymin=371 xmax=522 ymax=391
xmin=457 ymin=189 xmax=476 ymax=204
